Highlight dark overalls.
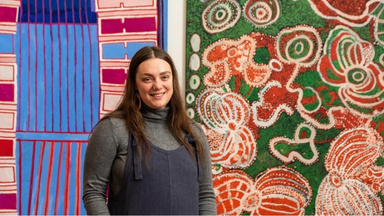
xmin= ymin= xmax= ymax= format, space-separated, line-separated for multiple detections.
xmin=108 ymin=134 xmax=202 ymax=215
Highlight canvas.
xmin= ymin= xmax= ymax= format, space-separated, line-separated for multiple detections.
xmin=0 ymin=0 xmax=166 ymax=214
xmin=186 ymin=0 xmax=384 ymax=215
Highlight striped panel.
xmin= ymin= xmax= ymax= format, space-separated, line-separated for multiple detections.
xmin=15 ymin=23 xmax=100 ymax=133
xmin=16 ymin=140 xmax=87 ymax=215
xmin=19 ymin=0 xmax=97 ymax=23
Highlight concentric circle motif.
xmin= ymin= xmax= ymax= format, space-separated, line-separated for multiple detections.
xmin=276 ymin=25 xmax=322 ymax=67
xmin=243 ymin=0 xmax=280 ymax=27
xmin=189 ymin=53 xmax=201 ymax=71
xmin=189 ymin=74 xmax=201 ymax=90
xmin=186 ymin=93 xmax=196 ymax=104
xmin=187 ymin=108 xmax=195 ymax=118
xmin=190 ymin=33 xmax=201 ymax=52
xmin=202 ymin=0 xmax=241 ymax=34
xmin=380 ymin=53 xmax=384 ymax=66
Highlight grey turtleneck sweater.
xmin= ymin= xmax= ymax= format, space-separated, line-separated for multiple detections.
xmin=82 ymin=106 xmax=217 ymax=215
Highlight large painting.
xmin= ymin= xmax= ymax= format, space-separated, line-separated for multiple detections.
xmin=0 ymin=0 xmax=166 ymax=214
xmin=186 ymin=0 xmax=384 ymax=215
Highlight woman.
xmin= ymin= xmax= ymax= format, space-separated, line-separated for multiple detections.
xmin=82 ymin=46 xmax=217 ymax=215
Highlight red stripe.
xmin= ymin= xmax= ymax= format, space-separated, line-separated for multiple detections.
xmin=75 ymin=142 xmax=82 ymax=214
xmin=54 ymin=142 xmax=64 ymax=215
xmin=34 ymin=141 xmax=46 ymax=215
xmin=63 ymin=142 xmax=71 ymax=214
xmin=43 ymin=142 xmax=55 ymax=214
xmin=27 ymin=141 xmax=36 ymax=215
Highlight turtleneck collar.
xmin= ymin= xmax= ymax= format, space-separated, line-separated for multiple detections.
xmin=140 ymin=103 xmax=171 ymax=122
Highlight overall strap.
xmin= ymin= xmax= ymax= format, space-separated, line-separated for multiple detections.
xmin=130 ymin=134 xmax=143 ymax=180
xmin=186 ymin=134 xmax=202 ymax=182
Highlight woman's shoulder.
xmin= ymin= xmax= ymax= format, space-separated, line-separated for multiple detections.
xmin=189 ymin=120 xmax=205 ymax=135
xmin=94 ymin=117 xmax=127 ymax=135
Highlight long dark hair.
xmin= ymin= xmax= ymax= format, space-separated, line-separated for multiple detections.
xmin=102 ymin=46 xmax=204 ymax=163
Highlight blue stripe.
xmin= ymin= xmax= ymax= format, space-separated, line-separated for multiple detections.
xmin=127 ymin=42 xmax=155 ymax=59
xmin=36 ymin=24 xmax=46 ymax=131
xmin=48 ymin=142 xmax=61 ymax=214
xmin=163 ymin=0 xmax=168 ymax=51
xmin=75 ymin=25 xmax=84 ymax=132
xmin=18 ymin=24 xmax=29 ymax=131
xmin=16 ymin=132 xmax=90 ymax=141
xmin=18 ymin=141 xmax=34 ymax=214
xmin=29 ymin=25 xmax=37 ymax=131
xmin=0 ymin=33 xmax=13 ymax=53
xmin=68 ymin=142 xmax=78 ymax=215
xmin=83 ymin=26 xmax=91 ymax=132
xmin=36 ymin=142 xmax=50 ymax=214
xmin=67 ymin=25 xmax=76 ymax=132
xmin=102 ymin=43 xmax=125 ymax=59
xmin=19 ymin=0 xmax=97 ymax=23
xmin=52 ymin=25 xmax=61 ymax=132
xmin=30 ymin=141 xmax=42 ymax=214
xmin=45 ymin=25 xmax=53 ymax=132
xmin=56 ymin=142 xmax=66 ymax=214
xmin=60 ymin=25 xmax=69 ymax=132
xmin=80 ymin=142 xmax=87 ymax=215
xmin=90 ymin=25 xmax=100 ymax=128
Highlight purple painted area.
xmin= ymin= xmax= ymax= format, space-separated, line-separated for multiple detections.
xmin=0 ymin=84 xmax=14 ymax=101
xmin=0 ymin=193 xmax=17 ymax=209
xmin=102 ymin=69 xmax=127 ymax=84
xmin=124 ymin=17 xmax=156 ymax=32
xmin=0 ymin=6 xmax=17 ymax=22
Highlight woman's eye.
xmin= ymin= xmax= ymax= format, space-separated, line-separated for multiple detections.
xmin=162 ymin=76 xmax=170 ymax=80
xmin=142 ymin=77 xmax=151 ymax=82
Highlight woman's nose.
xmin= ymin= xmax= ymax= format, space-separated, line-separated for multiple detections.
xmin=152 ymin=79 xmax=162 ymax=90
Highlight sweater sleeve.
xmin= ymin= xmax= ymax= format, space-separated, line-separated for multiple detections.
xmin=192 ymin=123 xmax=218 ymax=215
xmin=82 ymin=118 xmax=117 ymax=215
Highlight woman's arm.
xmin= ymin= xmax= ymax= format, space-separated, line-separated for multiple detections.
xmin=82 ymin=118 xmax=117 ymax=215
xmin=193 ymin=123 xmax=218 ymax=215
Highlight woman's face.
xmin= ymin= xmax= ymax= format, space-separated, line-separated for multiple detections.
xmin=135 ymin=58 xmax=173 ymax=109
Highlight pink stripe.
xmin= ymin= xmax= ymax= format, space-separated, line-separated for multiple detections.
xmin=27 ymin=141 xmax=36 ymax=215
xmin=54 ymin=142 xmax=64 ymax=215
xmin=43 ymin=142 xmax=54 ymax=215
xmin=33 ymin=141 xmax=46 ymax=215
